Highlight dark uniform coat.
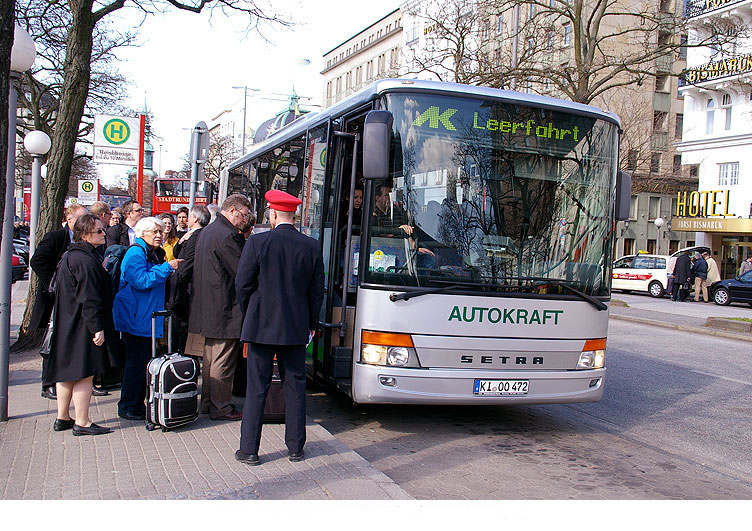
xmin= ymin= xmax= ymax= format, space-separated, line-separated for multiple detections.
xmin=674 ymin=253 xmax=692 ymax=285
xmin=188 ymin=213 xmax=245 ymax=339
xmin=236 ymin=223 xmax=325 ymax=345
xmin=29 ymin=227 xmax=71 ymax=331
xmin=47 ymin=242 xmax=117 ymax=383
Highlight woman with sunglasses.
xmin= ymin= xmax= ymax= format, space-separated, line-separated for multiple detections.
xmin=113 ymin=217 xmax=182 ymax=420
xmin=47 ymin=214 xmax=118 ymax=435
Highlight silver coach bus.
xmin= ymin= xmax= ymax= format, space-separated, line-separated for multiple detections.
xmin=221 ymin=79 xmax=630 ymax=405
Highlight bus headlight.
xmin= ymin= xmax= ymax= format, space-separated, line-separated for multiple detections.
xmin=360 ymin=331 xmax=421 ymax=367
xmin=576 ymin=338 xmax=606 ymax=370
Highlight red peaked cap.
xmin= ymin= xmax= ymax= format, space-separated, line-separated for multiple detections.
xmin=265 ymin=189 xmax=302 ymax=212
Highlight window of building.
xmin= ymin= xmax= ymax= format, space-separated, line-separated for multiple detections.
xmin=497 ymin=16 xmax=503 ymax=34
xmin=563 ymin=23 xmax=571 ymax=45
xmin=335 ymin=76 xmax=342 ymax=95
xmin=528 ymin=37 xmax=534 ymax=53
xmin=529 ymin=3 xmax=536 ymax=17
xmin=653 ymin=111 xmax=667 ymax=132
xmin=706 ymin=98 xmax=714 ymax=135
xmin=669 ymin=240 xmax=679 ymax=254
xmin=689 ymin=165 xmax=699 ymax=178
xmin=550 ymin=0 xmax=556 ymax=6
xmin=687 ymin=240 xmax=695 ymax=248
xmin=629 ymin=195 xmax=638 ymax=220
xmin=671 ymin=197 xmax=678 ymax=217
xmin=648 ymin=197 xmax=660 ymax=220
xmin=673 ymin=154 xmax=682 ymax=175
xmin=483 ymin=20 xmax=490 ymax=40
xmin=678 ymin=35 xmax=687 ymax=60
xmin=718 ymin=162 xmax=739 ymax=186
xmin=547 ymin=31 xmax=554 ymax=50
xmin=722 ymin=93 xmax=732 ymax=130
xmin=624 ymin=238 xmax=635 ymax=256
xmin=627 ymin=150 xmax=638 ymax=171
xmin=650 ymin=153 xmax=661 ymax=174
xmin=675 ymin=113 xmax=683 ymax=138
xmin=647 ymin=239 xmax=656 ymax=254
xmin=655 ymin=75 xmax=668 ymax=93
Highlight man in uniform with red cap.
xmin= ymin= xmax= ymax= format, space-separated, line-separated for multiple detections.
xmin=234 ymin=189 xmax=324 ymax=465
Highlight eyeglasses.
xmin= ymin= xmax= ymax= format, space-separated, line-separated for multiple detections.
xmin=131 ymin=208 xmax=144 ymax=213
xmin=89 ymin=229 xmax=104 ymax=234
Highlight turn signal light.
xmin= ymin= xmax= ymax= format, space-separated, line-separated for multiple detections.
xmin=361 ymin=330 xmax=414 ymax=347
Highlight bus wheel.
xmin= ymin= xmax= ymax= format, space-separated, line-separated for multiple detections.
xmin=648 ymin=281 xmax=664 ymax=298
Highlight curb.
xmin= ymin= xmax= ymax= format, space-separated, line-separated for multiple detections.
xmin=609 ymin=313 xmax=752 ymax=342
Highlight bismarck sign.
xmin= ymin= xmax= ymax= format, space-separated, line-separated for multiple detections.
xmin=680 ymin=54 xmax=752 ymax=85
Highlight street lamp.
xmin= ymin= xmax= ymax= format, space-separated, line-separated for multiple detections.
xmin=654 ymin=217 xmax=665 ymax=254
xmin=1 ymin=25 xmax=37 ymax=422
xmin=23 ymin=130 xmax=51 ymax=262
xmin=231 ymin=86 xmax=260 ymax=155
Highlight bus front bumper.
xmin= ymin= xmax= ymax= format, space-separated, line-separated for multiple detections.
xmin=351 ymin=364 xmax=606 ymax=405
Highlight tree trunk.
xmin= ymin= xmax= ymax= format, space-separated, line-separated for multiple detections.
xmin=14 ymin=0 xmax=95 ymax=349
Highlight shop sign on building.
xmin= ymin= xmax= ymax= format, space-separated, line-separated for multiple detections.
xmin=93 ymin=115 xmax=141 ymax=165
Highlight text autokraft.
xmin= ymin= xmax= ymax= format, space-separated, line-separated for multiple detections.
xmin=448 ymin=306 xmax=563 ymax=325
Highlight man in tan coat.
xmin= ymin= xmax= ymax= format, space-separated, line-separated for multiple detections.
xmin=703 ymin=251 xmax=721 ymax=285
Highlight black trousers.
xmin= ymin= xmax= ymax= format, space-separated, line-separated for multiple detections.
xmin=240 ymin=342 xmax=306 ymax=455
xmin=118 ymin=333 xmax=151 ymax=414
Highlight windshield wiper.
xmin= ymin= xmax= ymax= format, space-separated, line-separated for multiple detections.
xmin=520 ymin=277 xmax=608 ymax=311
xmin=389 ymin=284 xmax=465 ymax=302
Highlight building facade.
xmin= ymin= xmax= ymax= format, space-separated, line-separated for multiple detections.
xmin=677 ymin=0 xmax=752 ymax=278
xmin=321 ymin=9 xmax=404 ymax=108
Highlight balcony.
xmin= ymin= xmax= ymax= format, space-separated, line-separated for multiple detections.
xmin=653 ymin=92 xmax=672 ymax=112
xmin=651 ymin=132 xmax=670 ymax=150
xmin=684 ymin=0 xmax=749 ymax=18
xmin=656 ymin=54 xmax=673 ymax=74
xmin=679 ymin=54 xmax=752 ymax=87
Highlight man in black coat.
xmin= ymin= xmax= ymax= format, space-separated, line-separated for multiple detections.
xmin=105 ymin=200 xmax=143 ymax=248
xmin=234 ymin=190 xmax=324 ymax=465
xmin=169 ymin=205 xmax=210 ymax=354
xmin=30 ymin=203 xmax=88 ymax=399
xmin=672 ymin=251 xmax=692 ymax=302
xmin=188 ymin=194 xmax=251 ymax=421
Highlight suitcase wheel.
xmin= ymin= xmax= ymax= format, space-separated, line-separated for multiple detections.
xmin=161 ymin=427 xmax=168 ymax=433
xmin=145 ymin=423 xmax=157 ymax=431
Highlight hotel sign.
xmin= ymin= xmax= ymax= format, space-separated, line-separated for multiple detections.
xmin=673 ymin=217 xmax=752 ymax=233
xmin=675 ymin=190 xmax=734 ymax=217
xmin=680 ymin=54 xmax=752 ymax=85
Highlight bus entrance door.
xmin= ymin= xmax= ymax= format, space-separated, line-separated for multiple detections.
xmin=318 ymin=113 xmax=368 ymax=393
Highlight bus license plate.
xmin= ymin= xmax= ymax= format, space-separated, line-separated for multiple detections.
xmin=474 ymin=379 xmax=529 ymax=395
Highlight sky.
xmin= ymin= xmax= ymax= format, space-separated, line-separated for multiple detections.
xmin=97 ymin=0 xmax=402 ymax=185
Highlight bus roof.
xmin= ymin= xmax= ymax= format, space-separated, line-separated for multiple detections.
xmin=228 ymin=78 xmax=622 ymax=171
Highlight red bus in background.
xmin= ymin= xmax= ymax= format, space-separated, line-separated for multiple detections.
xmin=152 ymin=178 xmax=215 ymax=215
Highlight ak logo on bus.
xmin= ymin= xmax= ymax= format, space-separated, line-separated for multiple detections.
xmin=412 ymin=107 xmax=458 ymax=131
xmin=103 ymin=118 xmax=131 ymax=145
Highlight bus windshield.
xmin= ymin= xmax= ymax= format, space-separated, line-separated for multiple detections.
xmin=361 ymin=93 xmax=619 ymax=297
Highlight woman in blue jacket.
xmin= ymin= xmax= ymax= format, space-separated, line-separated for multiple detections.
xmin=113 ymin=217 xmax=182 ymax=420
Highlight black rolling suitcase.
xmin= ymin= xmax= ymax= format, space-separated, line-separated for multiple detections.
xmin=242 ymin=344 xmax=285 ymax=422
xmin=145 ymin=310 xmax=200 ymax=432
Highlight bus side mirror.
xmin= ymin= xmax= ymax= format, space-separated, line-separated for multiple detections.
xmin=615 ymin=170 xmax=632 ymax=221
xmin=362 ymin=110 xmax=394 ymax=179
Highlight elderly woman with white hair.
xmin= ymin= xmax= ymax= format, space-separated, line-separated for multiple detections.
xmin=113 ymin=217 xmax=183 ymax=420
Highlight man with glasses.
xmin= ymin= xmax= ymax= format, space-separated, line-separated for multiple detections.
xmin=189 ymin=194 xmax=251 ymax=421
xmin=106 ymin=200 xmax=145 ymax=248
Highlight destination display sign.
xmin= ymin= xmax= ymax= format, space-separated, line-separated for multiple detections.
xmin=388 ymin=93 xmax=612 ymax=160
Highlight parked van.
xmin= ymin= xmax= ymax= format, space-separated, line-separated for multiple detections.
xmin=612 ymin=253 xmax=669 ymax=297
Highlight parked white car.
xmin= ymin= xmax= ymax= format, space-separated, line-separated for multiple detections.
xmin=612 ymin=253 xmax=669 ymax=298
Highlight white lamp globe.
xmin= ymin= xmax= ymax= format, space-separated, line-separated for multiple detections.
xmin=654 ymin=217 xmax=665 ymax=229
xmin=24 ymin=130 xmax=52 ymax=155
xmin=10 ymin=25 xmax=36 ymax=73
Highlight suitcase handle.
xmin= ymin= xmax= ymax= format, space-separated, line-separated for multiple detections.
xmin=151 ymin=310 xmax=173 ymax=358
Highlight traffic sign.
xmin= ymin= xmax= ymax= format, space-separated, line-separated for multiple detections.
xmin=78 ymin=179 xmax=99 ymax=205
xmin=93 ymin=114 xmax=141 ymax=165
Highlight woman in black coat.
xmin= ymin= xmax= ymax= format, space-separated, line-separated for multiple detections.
xmin=48 ymin=214 xmax=117 ymax=436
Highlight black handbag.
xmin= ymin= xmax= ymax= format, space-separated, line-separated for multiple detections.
xmin=39 ymin=252 xmax=67 ymax=358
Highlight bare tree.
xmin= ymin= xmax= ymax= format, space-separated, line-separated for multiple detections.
xmin=180 ymin=131 xmax=240 ymax=184
xmin=13 ymin=0 xmax=291 ymax=349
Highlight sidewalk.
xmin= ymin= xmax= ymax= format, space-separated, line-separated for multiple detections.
xmin=609 ymin=292 xmax=752 ymax=342
xmin=1 ymin=280 xmax=411 ymax=500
